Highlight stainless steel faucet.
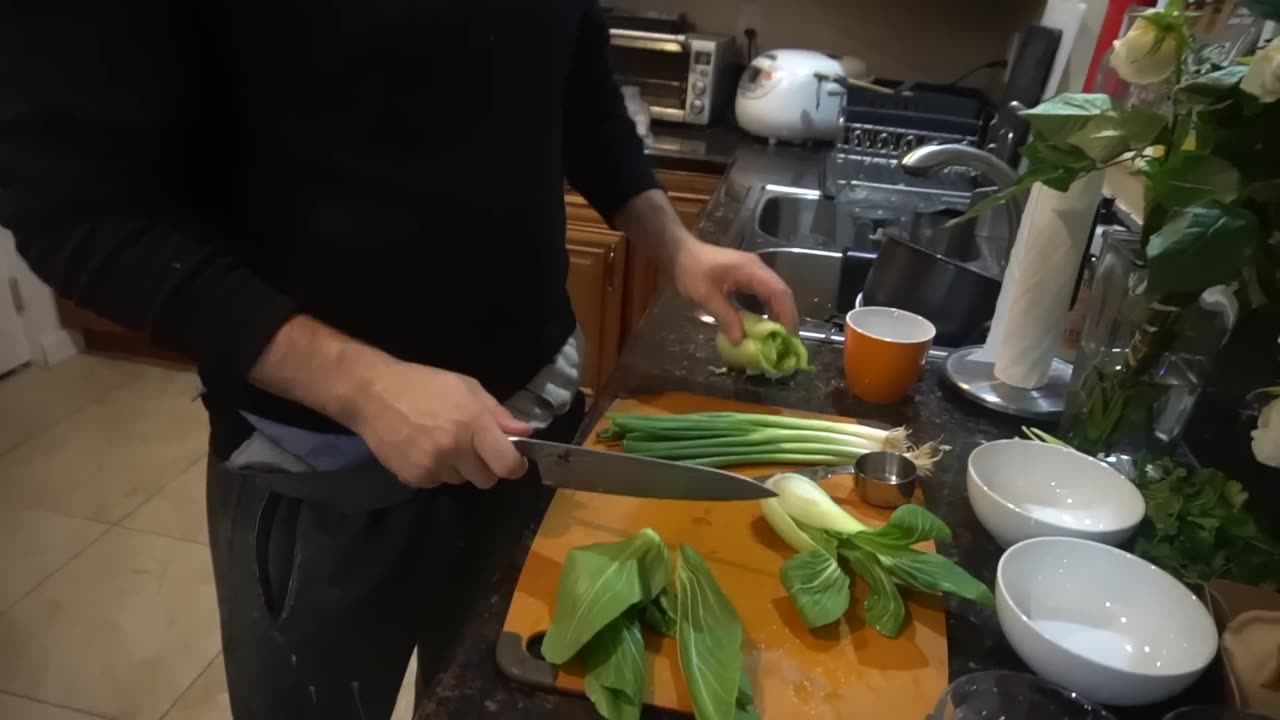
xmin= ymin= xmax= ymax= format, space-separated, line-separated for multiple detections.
xmin=899 ymin=144 xmax=1025 ymax=273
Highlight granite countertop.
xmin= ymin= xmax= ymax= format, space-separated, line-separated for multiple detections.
xmin=415 ymin=138 xmax=1222 ymax=720
xmin=644 ymin=122 xmax=760 ymax=174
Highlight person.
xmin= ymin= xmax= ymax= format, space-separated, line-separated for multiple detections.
xmin=0 ymin=1 xmax=798 ymax=718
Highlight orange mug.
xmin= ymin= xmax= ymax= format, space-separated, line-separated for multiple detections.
xmin=843 ymin=307 xmax=936 ymax=403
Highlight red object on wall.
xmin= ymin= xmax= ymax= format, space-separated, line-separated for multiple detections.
xmin=1084 ymin=0 xmax=1157 ymax=92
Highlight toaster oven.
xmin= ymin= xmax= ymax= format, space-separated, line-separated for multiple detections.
xmin=605 ymin=15 xmax=735 ymax=126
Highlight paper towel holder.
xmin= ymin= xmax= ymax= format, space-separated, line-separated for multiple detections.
xmin=941 ymin=346 xmax=1073 ymax=421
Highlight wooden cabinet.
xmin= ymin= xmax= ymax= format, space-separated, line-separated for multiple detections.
xmin=564 ymin=225 xmax=626 ymax=393
xmin=564 ymin=169 xmax=719 ymax=353
xmin=56 ymin=298 xmax=190 ymax=365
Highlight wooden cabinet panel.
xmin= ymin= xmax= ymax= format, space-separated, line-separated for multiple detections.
xmin=621 ymin=188 xmax=710 ymax=341
xmin=564 ymin=192 xmax=606 ymax=228
xmin=564 ymin=170 xmax=718 ymax=345
xmin=56 ymin=297 xmax=129 ymax=335
xmin=564 ymin=169 xmax=718 ymax=231
xmin=659 ymin=169 xmax=721 ymax=198
xmin=56 ymin=298 xmax=191 ymax=365
xmin=564 ymin=225 xmax=626 ymax=392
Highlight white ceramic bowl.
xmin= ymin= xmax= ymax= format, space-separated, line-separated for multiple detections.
xmin=968 ymin=439 xmax=1145 ymax=548
xmin=997 ymin=537 xmax=1219 ymax=706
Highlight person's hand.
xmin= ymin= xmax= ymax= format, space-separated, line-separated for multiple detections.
xmin=348 ymin=359 xmax=531 ymax=489
xmin=670 ymin=236 xmax=800 ymax=343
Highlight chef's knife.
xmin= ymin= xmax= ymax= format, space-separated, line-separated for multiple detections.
xmin=512 ymin=437 xmax=776 ymax=501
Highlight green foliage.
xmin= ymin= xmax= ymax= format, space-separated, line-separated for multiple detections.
xmin=965 ymin=20 xmax=1278 ymax=308
xmin=1146 ymin=202 xmax=1260 ymax=296
xmin=1066 ymin=108 xmax=1166 ymax=163
xmin=1133 ymin=459 xmax=1280 ymax=587
xmin=1021 ymin=94 xmax=1113 ymax=138
xmin=1146 ymin=151 xmax=1241 ymax=207
xmin=1175 ymin=65 xmax=1248 ymax=108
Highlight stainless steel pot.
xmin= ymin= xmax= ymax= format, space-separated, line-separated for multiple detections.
xmin=862 ymin=232 xmax=1000 ymax=347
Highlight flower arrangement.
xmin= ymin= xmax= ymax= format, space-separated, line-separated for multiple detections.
xmin=967 ymin=0 xmax=1280 ymax=458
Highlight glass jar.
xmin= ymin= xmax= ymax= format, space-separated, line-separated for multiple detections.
xmin=1059 ymin=229 xmax=1235 ymax=466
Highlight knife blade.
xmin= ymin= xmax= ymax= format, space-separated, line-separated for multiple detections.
xmin=512 ymin=437 xmax=776 ymax=501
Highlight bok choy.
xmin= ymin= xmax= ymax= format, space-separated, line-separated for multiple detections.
xmin=762 ymin=472 xmax=992 ymax=638
xmin=597 ymin=411 xmax=944 ymax=474
xmin=715 ymin=311 xmax=812 ymax=379
xmin=542 ymin=530 xmax=758 ymax=720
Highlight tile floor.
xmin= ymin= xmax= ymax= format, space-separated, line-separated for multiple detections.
xmin=0 ymin=355 xmax=416 ymax=720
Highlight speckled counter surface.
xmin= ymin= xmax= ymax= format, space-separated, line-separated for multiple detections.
xmin=415 ymin=290 xmax=1217 ymax=720
xmin=414 ymin=143 xmax=1220 ymax=720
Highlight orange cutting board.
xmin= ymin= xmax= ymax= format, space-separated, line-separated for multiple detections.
xmin=497 ymin=392 xmax=949 ymax=719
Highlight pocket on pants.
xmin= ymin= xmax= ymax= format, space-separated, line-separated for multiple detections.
xmin=253 ymin=491 xmax=304 ymax=625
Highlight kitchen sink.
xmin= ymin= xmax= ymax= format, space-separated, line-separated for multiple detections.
xmin=751 ymin=193 xmax=885 ymax=253
xmin=756 ymin=195 xmax=842 ymax=248
xmin=721 ymin=164 xmax=989 ymax=347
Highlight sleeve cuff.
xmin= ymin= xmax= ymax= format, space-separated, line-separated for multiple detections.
xmin=150 ymin=259 xmax=299 ymax=380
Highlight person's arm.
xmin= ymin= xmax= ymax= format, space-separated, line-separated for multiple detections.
xmin=561 ymin=2 xmax=798 ymax=341
xmin=561 ymin=2 xmax=662 ymax=227
xmin=0 ymin=2 xmax=294 ymax=380
xmin=249 ymin=316 xmax=528 ymax=488
xmin=0 ymin=3 xmax=525 ymax=488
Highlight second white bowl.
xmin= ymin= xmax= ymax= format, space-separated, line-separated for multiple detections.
xmin=967 ymin=439 xmax=1145 ymax=548
xmin=997 ymin=537 xmax=1219 ymax=706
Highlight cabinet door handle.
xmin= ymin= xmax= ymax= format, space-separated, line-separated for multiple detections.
xmin=605 ymin=244 xmax=617 ymax=293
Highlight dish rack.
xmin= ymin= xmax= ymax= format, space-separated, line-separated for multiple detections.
xmin=823 ymin=82 xmax=989 ymax=203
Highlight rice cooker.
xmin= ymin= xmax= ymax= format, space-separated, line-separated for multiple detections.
xmin=735 ymin=49 xmax=848 ymax=143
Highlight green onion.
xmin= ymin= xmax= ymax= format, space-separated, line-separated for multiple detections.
xmin=621 ymin=429 xmax=881 ymax=455
xmin=1021 ymin=426 xmax=1071 ymax=448
xmin=631 ymin=442 xmax=871 ymax=461
xmin=686 ymin=454 xmax=854 ymax=468
xmin=597 ymin=411 xmax=945 ymax=474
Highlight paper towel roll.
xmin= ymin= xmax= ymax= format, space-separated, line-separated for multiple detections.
xmin=977 ymin=171 xmax=1104 ymax=389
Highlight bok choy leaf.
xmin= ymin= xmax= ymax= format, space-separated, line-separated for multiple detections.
xmin=858 ymin=504 xmax=953 ymax=546
xmin=541 ymin=528 xmax=669 ymax=664
xmin=640 ymin=588 xmax=677 ymax=638
xmin=580 ymin=612 xmax=647 ymax=720
xmin=544 ymin=531 xmax=757 ymax=720
xmin=839 ymin=546 xmax=907 ymax=638
xmin=760 ymin=472 xmax=993 ymax=639
xmin=714 ymin=311 xmax=813 ymax=379
xmin=779 ymin=548 xmax=850 ymax=629
xmin=676 ymin=545 xmax=757 ymax=720
xmin=851 ymin=540 xmax=994 ymax=608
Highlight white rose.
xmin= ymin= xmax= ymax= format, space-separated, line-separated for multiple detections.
xmin=1242 ymin=37 xmax=1280 ymax=103
xmin=1110 ymin=17 xmax=1179 ymax=85
xmin=1251 ymin=396 xmax=1280 ymax=468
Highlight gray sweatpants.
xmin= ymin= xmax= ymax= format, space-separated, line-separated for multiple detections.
xmin=205 ymin=395 xmax=584 ymax=719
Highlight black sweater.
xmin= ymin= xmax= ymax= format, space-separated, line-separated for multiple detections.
xmin=0 ymin=0 xmax=658 ymax=436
